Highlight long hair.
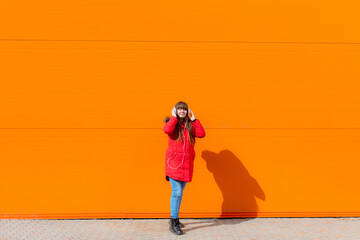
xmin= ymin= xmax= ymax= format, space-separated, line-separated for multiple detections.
xmin=165 ymin=101 xmax=196 ymax=145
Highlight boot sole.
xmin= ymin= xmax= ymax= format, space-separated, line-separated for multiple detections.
xmin=169 ymin=226 xmax=183 ymax=235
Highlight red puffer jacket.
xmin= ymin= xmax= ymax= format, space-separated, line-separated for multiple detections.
xmin=164 ymin=116 xmax=206 ymax=182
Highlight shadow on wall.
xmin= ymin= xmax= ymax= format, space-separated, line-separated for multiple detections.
xmin=202 ymin=150 xmax=265 ymax=218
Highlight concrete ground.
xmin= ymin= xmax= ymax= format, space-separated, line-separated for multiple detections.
xmin=0 ymin=218 xmax=360 ymax=240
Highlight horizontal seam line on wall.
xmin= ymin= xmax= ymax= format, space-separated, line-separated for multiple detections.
xmin=2 ymin=212 xmax=360 ymax=214
xmin=1 ymin=128 xmax=360 ymax=130
xmin=1 ymin=39 xmax=360 ymax=45
xmin=1 ymin=212 xmax=360 ymax=219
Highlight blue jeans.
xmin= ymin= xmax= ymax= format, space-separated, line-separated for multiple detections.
xmin=169 ymin=177 xmax=187 ymax=219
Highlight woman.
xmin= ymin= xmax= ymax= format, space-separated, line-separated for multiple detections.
xmin=163 ymin=101 xmax=206 ymax=235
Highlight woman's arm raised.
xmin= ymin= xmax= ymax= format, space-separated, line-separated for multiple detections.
xmin=192 ymin=119 xmax=206 ymax=138
xmin=163 ymin=116 xmax=178 ymax=135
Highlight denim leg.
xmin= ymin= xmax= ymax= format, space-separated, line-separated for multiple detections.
xmin=177 ymin=181 xmax=186 ymax=214
xmin=169 ymin=178 xmax=186 ymax=219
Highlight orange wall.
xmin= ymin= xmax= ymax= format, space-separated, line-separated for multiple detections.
xmin=1 ymin=0 xmax=360 ymax=218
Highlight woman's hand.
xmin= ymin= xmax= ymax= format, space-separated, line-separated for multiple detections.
xmin=171 ymin=107 xmax=177 ymax=117
xmin=188 ymin=109 xmax=196 ymax=121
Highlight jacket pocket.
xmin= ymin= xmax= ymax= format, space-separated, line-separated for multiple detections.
xmin=166 ymin=146 xmax=176 ymax=160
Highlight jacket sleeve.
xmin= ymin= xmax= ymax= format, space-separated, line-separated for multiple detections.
xmin=192 ymin=119 xmax=206 ymax=138
xmin=163 ymin=116 xmax=178 ymax=135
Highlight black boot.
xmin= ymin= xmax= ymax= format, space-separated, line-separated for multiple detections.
xmin=169 ymin=219 xmax=185 ymax=228
xmin=169 ymin=218 xmax=183 ymax=235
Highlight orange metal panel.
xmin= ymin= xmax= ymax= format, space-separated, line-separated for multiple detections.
xmin=1 ymin=41 xmax=360 ymax=129
xmin=1 ymin=0 xmax=360 ymax=218
xmin=1 ymin=0 xmax=360 ymax=42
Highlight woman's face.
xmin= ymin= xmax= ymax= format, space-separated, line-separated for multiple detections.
xmin=176 ymin=108 xmax=188 ymax=119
